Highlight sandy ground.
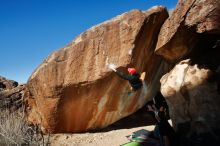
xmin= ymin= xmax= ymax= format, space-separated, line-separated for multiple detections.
xmin=49 ymin=109 xmax=167 ymax=146
xmin=50 ymin=125 xmax=155 ymax=146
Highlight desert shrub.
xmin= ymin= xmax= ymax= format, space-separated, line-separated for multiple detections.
xmin=0 ymin=100 xmax=50 ymax=145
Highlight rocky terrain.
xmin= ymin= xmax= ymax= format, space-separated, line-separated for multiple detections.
xmin=157 ymin=0 xmax=220 ymax=144
xmin=1 ymin=0 xmax=220 ymax=145
xmin=0 ymin=76 xmax=18 ymax=91
xmin=0 ymin=76 xmax=25 ymax=110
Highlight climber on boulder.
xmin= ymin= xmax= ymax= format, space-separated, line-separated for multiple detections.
xmin=108 ymin=64 xmax=143 ymax=91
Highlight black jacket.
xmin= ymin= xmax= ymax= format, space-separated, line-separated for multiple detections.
xmin=115 ymin=70 xmax=143 ymax=90
xmin=157 ymin=111 xmax=176 ymax=146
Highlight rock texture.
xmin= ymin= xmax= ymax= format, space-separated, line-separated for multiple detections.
xmin=157 ymin=0 xmax=220 ymax=129
xmin=0 ymin=76 xmax=25 ymax=110
xmin=155 ymin=0 xmax=220 ymax=62
xmin=26 ymin=6 xmax=169 ymax=133
xmin=0 ymin=76 xmax=18 ymax=91
xmin=157 ymin=0 xmax=220 ymax=144
xmin=161 ymin=59 xmax=220 ymax=127
xmin=160 ymin=59 xmax=220 ymax=143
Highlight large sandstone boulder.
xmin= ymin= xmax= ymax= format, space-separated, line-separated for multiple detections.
xmin=155 ymin=0 xmax=220 ymax=62
xmin=160 ymin=59 xmax=220 ymax=143
xmin=26 ymin=6 xmax=169 ymax=133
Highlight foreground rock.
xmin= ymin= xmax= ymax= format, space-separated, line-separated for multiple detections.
xmin=155 ymin=0 xmax=220 ymax=62
xmin=155 ymin=0 xmax=220 ymax=144
xmin=160 ymin=59 xmax=220 ymax=144
xmin=26 ymin=6 xmax=169 ymax=133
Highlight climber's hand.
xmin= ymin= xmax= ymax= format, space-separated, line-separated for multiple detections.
xmin=108 ymin=64 xmax=117 ymax=72
xmin=147 ymin=105 xmax=154 ymax=112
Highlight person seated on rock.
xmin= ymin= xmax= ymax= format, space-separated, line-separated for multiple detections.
xmin=108 ymin=64 xmax=143 ymax=91
xmin=147 ymin=104 xmax=176 ymax=146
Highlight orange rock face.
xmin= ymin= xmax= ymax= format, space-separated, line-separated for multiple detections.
xmin=155 ymin=0 xmax=220 ymax=62
xmin=26 ymin=6 xmax=169 ymax=133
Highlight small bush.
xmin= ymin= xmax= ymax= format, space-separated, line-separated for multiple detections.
xmin=0 ymin=101 xmax=50 ymax=145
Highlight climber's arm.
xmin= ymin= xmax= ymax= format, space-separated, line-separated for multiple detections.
xmin=107 ymin=63 xmax=132 ymax=81
xmin=115 ymin=70 xmax=131 ymax=81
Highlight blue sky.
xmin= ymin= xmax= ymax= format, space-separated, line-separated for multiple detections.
xmin=0 ymin=0 xmax=177 ymax=83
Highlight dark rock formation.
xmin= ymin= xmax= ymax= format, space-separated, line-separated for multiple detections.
xmin=26 ymin=6 xmax=169 ymax=133
xmin=0 ymin=76 xmax=18 ymax=91
xmin=155 ymin=0 xmax=220 ymax=62
xmin=0 ymin=76 xmax=26 ymax=111
xmin=156 ymin=0 xmax=220 ymax=145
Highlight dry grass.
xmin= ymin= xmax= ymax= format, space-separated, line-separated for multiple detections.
xmin=0 ymin=101 xmax=50 ymax=145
